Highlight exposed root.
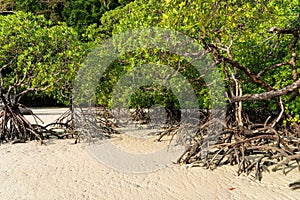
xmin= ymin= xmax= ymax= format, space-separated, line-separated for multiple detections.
xmin=0 ymin=103 xmax=45 ymax=144
xmin=159 ymin=109 xmax=300 ymax=184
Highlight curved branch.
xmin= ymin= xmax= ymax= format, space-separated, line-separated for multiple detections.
xmin=257 ymin=62 xmax=292 ymax=77
xmin=231 ymin=78 xmax=300 ymax=102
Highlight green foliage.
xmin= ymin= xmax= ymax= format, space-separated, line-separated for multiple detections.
xmin=3 ymin=0 xmax=66 ymax=22
xmin=61 ymin=0 xmax=134 ymax=34
xmin=2 ymin=0 xmax=133 ymax=35
xmin=0 ymin=11 xmax=87 ymax=105
xmin=94 ymin=0 xmax=300 ymax=121
xmin=62 ymin=0 xmax=106 ymax=33
xmin=1 ymin=1 xmax=300 ymax=123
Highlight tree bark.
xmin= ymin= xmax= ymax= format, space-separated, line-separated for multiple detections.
xmin=231 ymin=78 xmax=300 ymax=102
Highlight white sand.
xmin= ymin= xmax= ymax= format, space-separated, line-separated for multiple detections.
xmin=0 ymin=108 xmax=299 ymax=199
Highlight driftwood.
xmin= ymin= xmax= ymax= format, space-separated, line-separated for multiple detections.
xmin=289 ymin=179 xmax=300 ymax=190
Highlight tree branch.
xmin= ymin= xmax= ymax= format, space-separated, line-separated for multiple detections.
xmin=231 ymin=78 xmax=300 ymax=102
xmin=257 ymin=62 xmax=292 ymax=77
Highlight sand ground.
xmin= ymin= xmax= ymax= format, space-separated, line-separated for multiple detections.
xmin=0 ymin=108 xmax=299 ymax=200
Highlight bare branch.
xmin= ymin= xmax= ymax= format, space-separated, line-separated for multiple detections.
xmin=257 ymin=62 xmax=292 ymax=77
xmin=231 ymin=78 xmax=300 ymax=102
xmin=0 ymin=11 xmax=14 ymax=14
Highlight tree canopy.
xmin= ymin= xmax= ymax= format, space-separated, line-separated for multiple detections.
xmin=0 ymin=11 xmax=88 ymax=105
xmin=94 ymin=0 xmax=300 ymax=123
xmin=1 ymin=0 xmax=300 ymax=122
xmin=0 ymin=1 xmax=299 ymax=121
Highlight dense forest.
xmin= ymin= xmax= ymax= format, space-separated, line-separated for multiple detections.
xmin=1 ymin=0 xmax=300 ymax=183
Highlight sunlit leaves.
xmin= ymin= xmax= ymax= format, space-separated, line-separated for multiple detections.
xmin=0 ymin=12 xmax=87 ymax=105
xmin=97 ymin=0 xmax=300 ymax=120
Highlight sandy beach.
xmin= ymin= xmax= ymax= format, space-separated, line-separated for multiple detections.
xmin=0 ymin=108 xmax=299 ymax=199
